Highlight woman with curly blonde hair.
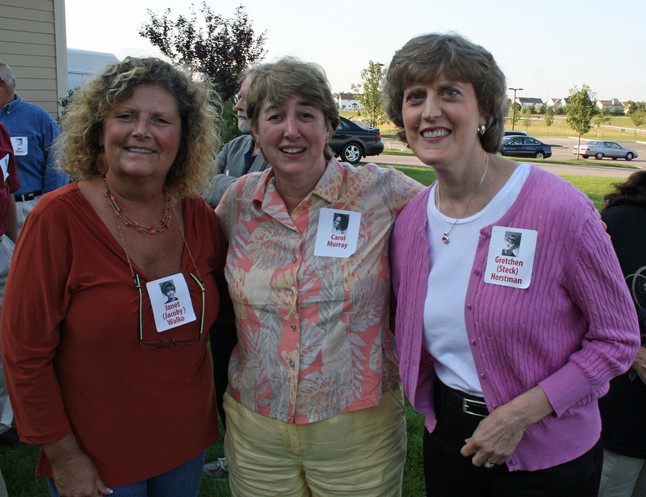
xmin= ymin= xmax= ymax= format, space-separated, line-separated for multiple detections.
xmin=1 ymin=56 xmax=226 ymax=497
xmin=57 ymin=56 xmax=219 ymax=195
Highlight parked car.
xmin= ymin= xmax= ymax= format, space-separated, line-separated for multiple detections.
xmin=503 ymin=130 xmax=528 ymax=137
xmin=499 ymin=135 xmax=552 ymax=159
xmin=329 ymin=116 xmax=384 ymax=164
xmin=572 ymin=141 xmax=638 ymax=161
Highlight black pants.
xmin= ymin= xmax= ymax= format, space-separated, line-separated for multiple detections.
xmin=208 ymin=320 xmax=237 ymax=430
xmin=424 ymin=380 xmax=603 ymax=497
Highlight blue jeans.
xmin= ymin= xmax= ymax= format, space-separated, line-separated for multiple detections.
xmin=48 ymin=451 xmax=205 ymax=497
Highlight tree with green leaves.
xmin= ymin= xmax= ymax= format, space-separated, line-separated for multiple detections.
xmin=592 ymin=110 xmax=611 ymax=136
xmin=629 ymin=109 xmax=646 ymax=138
xmin=623 ymin=100 xmax=646 ymax=115
xmin=350 ymin=61 xmax=388 ymax=128
xmin=139 ymin=3 xmax=266 ymax=102
xmin=567 ymin=85 xmax=596 ymax=159
xmin=521 ymin=106 xmax=532 ymax=132
xmin=508 ymin=101 xmax=522 ymax=130
xmin=543 ymin=107 xmax=555 ymax=131
xmin=57 ymin=89 xmax=76 ymax=124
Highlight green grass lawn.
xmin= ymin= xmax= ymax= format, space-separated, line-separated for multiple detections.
xmin=0 ymin=404 xmax=426 ymax=497
xmin=0 ymin=169 xmax=618 ymax=497
xmin=395 ymin=165 xmax=619 ymax=210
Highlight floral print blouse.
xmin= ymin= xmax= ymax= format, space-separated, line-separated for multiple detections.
xmin=216 ymin=159 xmax=422 ymax=424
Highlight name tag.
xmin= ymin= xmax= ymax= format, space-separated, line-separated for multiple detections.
xmin=146 ymin=273 xmax=197 ymax=332
xmin=484 ymin=226 xmax=537 ymax=289
xmin=10 ymin=137 xmax=27 ymax=156
xmin=314 ymin=207 xmax=361 ymax=258
xmin=0 ymin=153 xmax=9 ymax=181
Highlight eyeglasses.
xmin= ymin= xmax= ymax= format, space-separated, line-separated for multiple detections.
xmin=135 ymin=272 xmax=205 ymax=349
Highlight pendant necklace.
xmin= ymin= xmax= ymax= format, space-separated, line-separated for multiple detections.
xmin=436 ymin=156 xmax=489 ymax=244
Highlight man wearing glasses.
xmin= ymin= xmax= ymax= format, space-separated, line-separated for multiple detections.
xmin=203 ymin=67 xmax=270 ymax=481
xmin=204 ymin=68 xmax=269 ymax=207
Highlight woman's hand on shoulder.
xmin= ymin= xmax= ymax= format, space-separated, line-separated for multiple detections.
xmin=460 ymin=385 xmax=553 ymax=468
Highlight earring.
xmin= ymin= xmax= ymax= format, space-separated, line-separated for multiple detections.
xmin=477 ymin=123 xmax=486 ymax=136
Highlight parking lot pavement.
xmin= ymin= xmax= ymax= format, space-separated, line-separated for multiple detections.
xmin=374 ymin=136 xmax=642 ymax=178
xmin=545 ymin=136 xmax=645 ymax=164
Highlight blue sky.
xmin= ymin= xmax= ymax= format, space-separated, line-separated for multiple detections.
xmin=65 ymin=0 xmax=645 ymax=101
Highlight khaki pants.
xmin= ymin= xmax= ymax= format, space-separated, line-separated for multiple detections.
xmin=224 ymin=388 xmax=407 ymax=497
xmin=15 ymin=195 xmax=40 ymax=234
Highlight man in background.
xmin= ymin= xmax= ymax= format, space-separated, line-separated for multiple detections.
xmin=204 ymin=68 xmax=268 ymax=206
xmin=203 ymin=68 xmax=270 ymax=481
xmin=0 ymin=60 xmax=68 ymax=231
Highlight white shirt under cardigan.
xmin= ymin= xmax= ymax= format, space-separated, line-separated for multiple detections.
xmin=424 ymin=164 xmax=530 ymax=396
xmin=391 ymin=165 xmax=639 ymax=471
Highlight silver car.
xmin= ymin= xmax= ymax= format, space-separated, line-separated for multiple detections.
xmin=573 ymin=141 xmax=638 ymax=161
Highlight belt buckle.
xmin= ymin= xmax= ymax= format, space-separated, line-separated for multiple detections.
xmin=461 ymin=398 xmax=488 ymax=418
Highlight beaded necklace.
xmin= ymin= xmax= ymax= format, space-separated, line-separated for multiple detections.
xmin=103 ymin=177 xmax=172 ymax=234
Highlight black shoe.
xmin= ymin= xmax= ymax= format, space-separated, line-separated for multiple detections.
xmin=0 ymin=427 xmax=21 ymax=446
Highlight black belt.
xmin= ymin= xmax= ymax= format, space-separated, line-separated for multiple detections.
xmin=436 ymin=380 xmax=489 ymax=418
xmin=14 ymin=191 xmax=42 ymax=202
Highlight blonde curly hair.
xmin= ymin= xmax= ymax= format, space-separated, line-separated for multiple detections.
xmin=57 ymin=57 xmax=220 ymax=197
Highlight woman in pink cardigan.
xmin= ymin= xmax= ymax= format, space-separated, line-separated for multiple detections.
xmin=385 ymin=33 xmax=640 ymax=497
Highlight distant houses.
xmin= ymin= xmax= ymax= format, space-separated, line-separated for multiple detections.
xmin=546 ymin=97 xmax=569 ymax=109
xmin=335 ymin=91 xmax=626 ymax=115
xmin=517 ymin=97 xmax=545 ymax=111
xmin=596 ymin=98 xmax=624 ymax=114
xmin=515 ymin=95 xmax=625 ymax=115
xmin=336 ymin=92 xmax=363 ymax=110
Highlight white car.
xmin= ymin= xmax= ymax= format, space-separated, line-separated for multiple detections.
xmin=573 ymin=141 xmax=638 ymax=161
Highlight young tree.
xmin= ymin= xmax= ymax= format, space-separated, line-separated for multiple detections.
xmin=350 ymin=61 xmax=388 ymax=128
xmin=592 ymin=110 xmax=611 ymax=136
xmin=623 ymin=100 xmax=645 ymax=116
xmin=521 ymin=105 xmax=532 ymax=132
xmin=508 ymin=102 xmax=522 ymax=129
xmin=544 ymin=107 xmax=555 ymax=131
xmin=630 ymin=109 xmax=646 ymax=138
xmin=139 ymin=3 xmax=267 ymax=102
xmin=567 ymin=85 xmax=596 ymax=159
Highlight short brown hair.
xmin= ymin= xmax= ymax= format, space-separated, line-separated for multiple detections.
xmin=245 ymin=57 xmax=340 ymax=161
xmin=384 ymin=33 xmax=508 ymax=153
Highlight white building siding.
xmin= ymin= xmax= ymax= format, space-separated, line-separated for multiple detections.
xmin=0 ymin=0 xmax=67 ymax=118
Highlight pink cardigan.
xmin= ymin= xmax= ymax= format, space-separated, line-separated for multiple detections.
xmin=391 ymin=166 xmax=640 ymax=471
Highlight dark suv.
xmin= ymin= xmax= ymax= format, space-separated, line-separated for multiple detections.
xmin=329 ymin=117 xmax=384 ymax=164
